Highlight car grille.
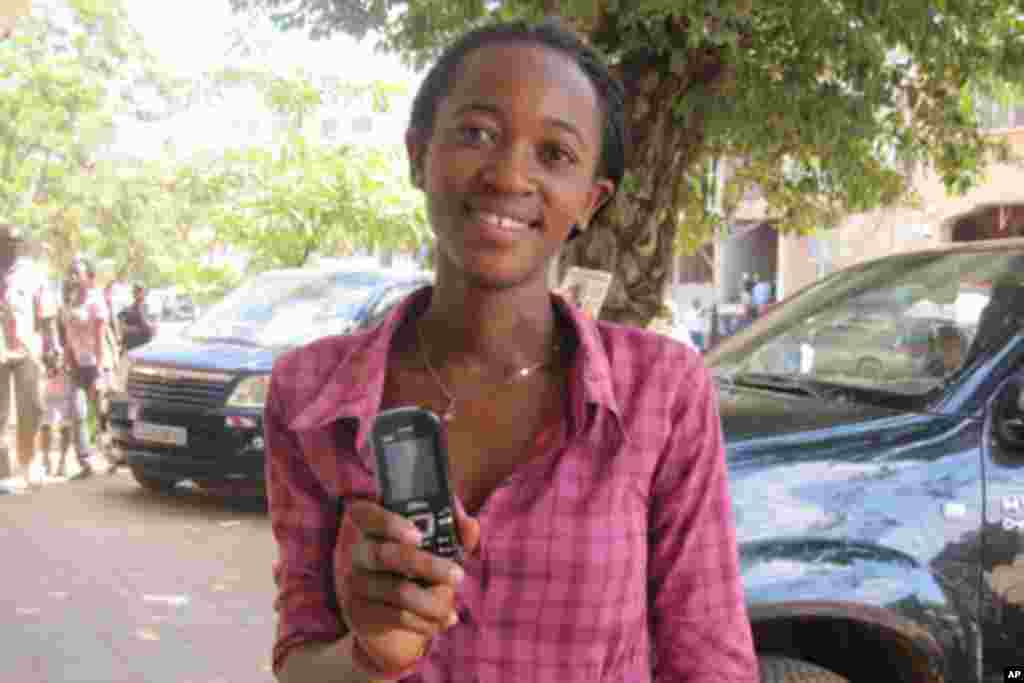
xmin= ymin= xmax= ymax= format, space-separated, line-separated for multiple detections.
xmin=127 ymin=366 xmax=234 ymax=410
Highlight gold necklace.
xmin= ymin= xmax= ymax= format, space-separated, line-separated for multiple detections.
xmin=415 ymin=322 xmax=559 ymax=422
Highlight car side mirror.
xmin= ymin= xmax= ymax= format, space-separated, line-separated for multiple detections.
xmin=991 ymin=370 xmax=1024 ymax=463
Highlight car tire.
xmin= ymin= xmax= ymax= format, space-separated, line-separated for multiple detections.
xmin=759 ymin=656 xmax=849 ymax=682
xmin=129 ymin=465 xmax=180 ymax=493
xmin=856 ymin=356 xmax=883 ymax=379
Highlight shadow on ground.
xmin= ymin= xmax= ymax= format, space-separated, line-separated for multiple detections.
xmin=100 ymin=478 xmax=269 ymax=519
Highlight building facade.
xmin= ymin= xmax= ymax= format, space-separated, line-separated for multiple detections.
xmin=672 ymin=122 xmax=1024 ymax=313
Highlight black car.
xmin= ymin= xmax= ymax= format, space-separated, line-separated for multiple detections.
xmin=707 ymin=238 xmax=1024 ymax=682
xmin=105 ymin=266 xmax=430 ymax=494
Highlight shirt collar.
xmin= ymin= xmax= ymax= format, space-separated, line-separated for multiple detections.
xmin=288 ymin=285 xmax=622 ymax=447
xmin=550 ymin=294 xmax=621 ymax=426
xmin=286 ymin=287 xmax=425 ymax=439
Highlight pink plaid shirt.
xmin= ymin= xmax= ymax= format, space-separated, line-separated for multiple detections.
xmin=265 ymin=287 xmax=758 ymax=682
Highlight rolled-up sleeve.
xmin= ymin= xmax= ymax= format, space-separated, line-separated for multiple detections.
xmin=264 ymin=369 xmax=345 ymax=675
xmin=647 ymin=362 xmax=759 ymax=682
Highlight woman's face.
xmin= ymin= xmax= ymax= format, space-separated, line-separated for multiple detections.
xmin=407 ymin=43 xmax=614 ymax=290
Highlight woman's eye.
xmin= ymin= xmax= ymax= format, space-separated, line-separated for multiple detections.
xmin=540 ymin=144 xmax=578 ymax=166
xmin=457 ymin=126 xmax=496 ymax=146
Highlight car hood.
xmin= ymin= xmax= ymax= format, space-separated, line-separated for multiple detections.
xmin=720 ymin=383 xmax=980 ymax=609
xmin=718 ymin=383 xmax=897 ymax=444
xmin=128 ymin=337 xmax=280 ymax=374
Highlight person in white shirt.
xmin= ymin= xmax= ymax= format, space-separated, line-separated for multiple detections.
xmin=752 ymin=279 xmax=773 ymax=314
xmin=0 ymin=225 xmax=59 ymax=492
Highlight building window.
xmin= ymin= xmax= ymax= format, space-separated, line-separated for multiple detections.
xmin=321 ymin=118 xmax=339 ymax=140
xmin=351 ymin=115 xmax=373 ymax=135
xmin=979 ymin=97 xmax=1024 ymax=130
xmin=272 ymin=114 xmax=291 ymax=137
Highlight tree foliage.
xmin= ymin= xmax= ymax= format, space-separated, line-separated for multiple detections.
xmin=3 ymin=3 xmax=424 ymax=301
xmin=228 ymin=1 xmax=1024 ymax=218
xmin=230 ymin=0 xmax=1024 ymax=325
xmin=0 ymin=0 xmax=190 ymax=278
xmin=204 ymin=68 xmax=427 ymax=270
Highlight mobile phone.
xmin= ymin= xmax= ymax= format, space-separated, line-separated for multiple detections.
xmin=371 ymin=407 xmax=463 ymax=563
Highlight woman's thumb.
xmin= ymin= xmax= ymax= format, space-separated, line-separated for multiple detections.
xmin=453 ymin=497 xmax=481 ymax=555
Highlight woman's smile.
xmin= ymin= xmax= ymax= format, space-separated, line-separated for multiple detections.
xmin=462 ymin=203 xmax=540 ymax=245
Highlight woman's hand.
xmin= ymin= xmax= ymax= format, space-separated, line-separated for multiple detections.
xmin=340 ymin=499 xmax=480 ymax=676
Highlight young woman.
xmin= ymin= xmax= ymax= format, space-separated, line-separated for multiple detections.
xmin=265 ymin=20 xmax=758 ymax=682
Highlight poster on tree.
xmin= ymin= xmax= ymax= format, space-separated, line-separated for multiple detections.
xmin=556 ymin=267 xmax=613 ymax=319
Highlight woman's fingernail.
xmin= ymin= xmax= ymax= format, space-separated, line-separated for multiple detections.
xmin=446 ymin=611 xmax=459 ymax=628
xmin=400 ymin=525 xmax=422 ymax=545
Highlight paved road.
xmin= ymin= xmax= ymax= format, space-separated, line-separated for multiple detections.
xmin=1 ymin=475 xmax=279 ymax=683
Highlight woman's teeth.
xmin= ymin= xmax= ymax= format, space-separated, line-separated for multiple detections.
xmin=474 ymin=210 xmax=529 ymax=230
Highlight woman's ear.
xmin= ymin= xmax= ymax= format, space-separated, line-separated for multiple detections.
xmin=405 ymin=128 xmax=426 ymax=189
xmin=583 ymin=179 xmax=615 ymax=226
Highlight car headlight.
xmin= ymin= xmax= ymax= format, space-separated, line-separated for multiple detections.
xmin=226 ymin=374 xmax=270 ymax=409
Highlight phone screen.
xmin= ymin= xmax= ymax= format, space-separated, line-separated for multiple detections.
xmin=381 ymin=436 xmax=441 ymax=502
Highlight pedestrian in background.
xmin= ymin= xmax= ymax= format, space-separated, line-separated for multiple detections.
xmin=740 ymin=271 xmax=754 ymax=305
xmin=117 ymin=282 xmax=156 ymax=353
xmin=0 ymin=225 xmax=59 ymax=492
xmin=38 ymin=348 xmax=72 ymax=479
xmin=752 ymin=276 xmax=773 ymax=316
xmin=264 ymin=19 xmax=757 ymax=683
xmin=924 ymin=324 xmax=966 ymax=378
xmin=685 ymin=297 xmax=706 ymax=350
xmin=58 ymin=256 xmax=110 ymax=480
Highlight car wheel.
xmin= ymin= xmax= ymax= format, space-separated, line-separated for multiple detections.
xmin=759 ymin=656 xmax=848 ymax=682
xmin=856 ymin=357 xmax=883 ymax=379
xmin=129 ymin=465 xmax=180 ymax=493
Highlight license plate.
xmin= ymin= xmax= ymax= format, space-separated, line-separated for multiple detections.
xmin=132 ymin=421 xmax=187 ymax=447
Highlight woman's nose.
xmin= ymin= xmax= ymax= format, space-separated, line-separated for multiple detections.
xmin=480 ymin=144 xmax=536 ymax=194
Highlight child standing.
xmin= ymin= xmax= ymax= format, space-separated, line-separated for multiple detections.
xmin=39 ymin=350 xmax=72 ymax=479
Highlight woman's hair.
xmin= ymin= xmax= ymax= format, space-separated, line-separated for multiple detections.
xmin=409 ymin=19 xmax=627 ymax=204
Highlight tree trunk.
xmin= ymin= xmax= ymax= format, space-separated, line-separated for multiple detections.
xmin=559 ymin=57 xmax=706 ymax=328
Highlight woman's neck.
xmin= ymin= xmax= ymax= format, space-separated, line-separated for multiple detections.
xmin=418 ymin=278 xmax=558 ymax=377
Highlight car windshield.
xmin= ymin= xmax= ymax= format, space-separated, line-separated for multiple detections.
xmin=706 ymin=248 xmax=1024 ymax=397
xmin=185 ymin=269 xmax=390 ymax=348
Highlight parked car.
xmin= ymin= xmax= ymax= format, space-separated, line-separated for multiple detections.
xmin=803 ymin=314 xmax=965 ymax=380
xmin=706 ymin=238 xmax=1024 ymax=682
xmin=105 ymin=266 xmax=431 ymax=494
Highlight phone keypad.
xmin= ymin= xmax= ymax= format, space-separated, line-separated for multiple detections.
xmin=409 ymin=513 xmax=435 ymax=540
xmin=424 ymin=506 xmax=461 ymax=562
